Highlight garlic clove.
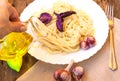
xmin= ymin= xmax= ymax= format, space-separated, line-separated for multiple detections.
xmin=53 ymin=69 xmax=71 ymax=81
xmin=71 ymin=66 xmax=84 ymax=81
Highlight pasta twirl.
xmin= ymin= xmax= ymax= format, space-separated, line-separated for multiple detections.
xmin=30 ymin=2 xmax=95 ymax=54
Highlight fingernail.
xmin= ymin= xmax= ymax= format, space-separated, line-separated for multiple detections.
xmin=20 ymin=26 xmax=27 ymax=31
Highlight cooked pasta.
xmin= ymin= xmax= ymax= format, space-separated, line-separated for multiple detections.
xmin=30 ymin=1 xmax=95 ymax=54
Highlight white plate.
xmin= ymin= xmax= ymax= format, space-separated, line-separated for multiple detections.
xmin=20 ymin=0 xmax=109 ymax=64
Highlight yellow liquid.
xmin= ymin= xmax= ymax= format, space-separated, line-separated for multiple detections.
xmin=0 ymin=32 xmax=33 ymax=61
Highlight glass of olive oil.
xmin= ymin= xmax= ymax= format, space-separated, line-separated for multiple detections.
xmin=0 ymin=32 xmax=33 ymax=61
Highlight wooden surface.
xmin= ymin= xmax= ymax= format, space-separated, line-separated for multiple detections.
xmin=16 ymin=18 xmax=120 ymax=81
xmin=0 ymin=0 xmax=120 ymax=81
xmin=8 ymin=0 xmax=120 ymax=19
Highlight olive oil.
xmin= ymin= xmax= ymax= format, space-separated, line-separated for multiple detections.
xmin=0 ymin=32 xmax=33 ymax=61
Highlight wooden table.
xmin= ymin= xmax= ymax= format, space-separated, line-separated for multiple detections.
xmin=0 ymin=0 xmax=120 ymax=81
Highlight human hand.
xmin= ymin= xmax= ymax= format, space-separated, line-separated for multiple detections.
xmin=0 ymin=0 xmax=26 ymax=39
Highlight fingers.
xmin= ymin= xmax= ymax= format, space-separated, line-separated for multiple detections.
xmin=8 ymin=2 xmax=27 ymax=32
xmin=0 ymin=0 xmax=27 ymax=39
xmin=0 ymin=21 xmax=26 ymax=39
xmin=9 ymin=7 xmax=20 ymax=21
xmin=9 ymin=21 xmax=27 ymax=32
xmin=8 ymin=3 xmax=20 ymax=21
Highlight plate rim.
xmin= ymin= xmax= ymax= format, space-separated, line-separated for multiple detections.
xmin=20 ymin=0 xmax=109 ymax=64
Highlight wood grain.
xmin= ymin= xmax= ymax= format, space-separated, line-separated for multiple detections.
xmin=94 ymin=0 xmax=120 ymax=19
xmin=0 ymin=54 xmax=37 ymax=81
xmin=8 ymin=0 xmax=120 ymax=19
